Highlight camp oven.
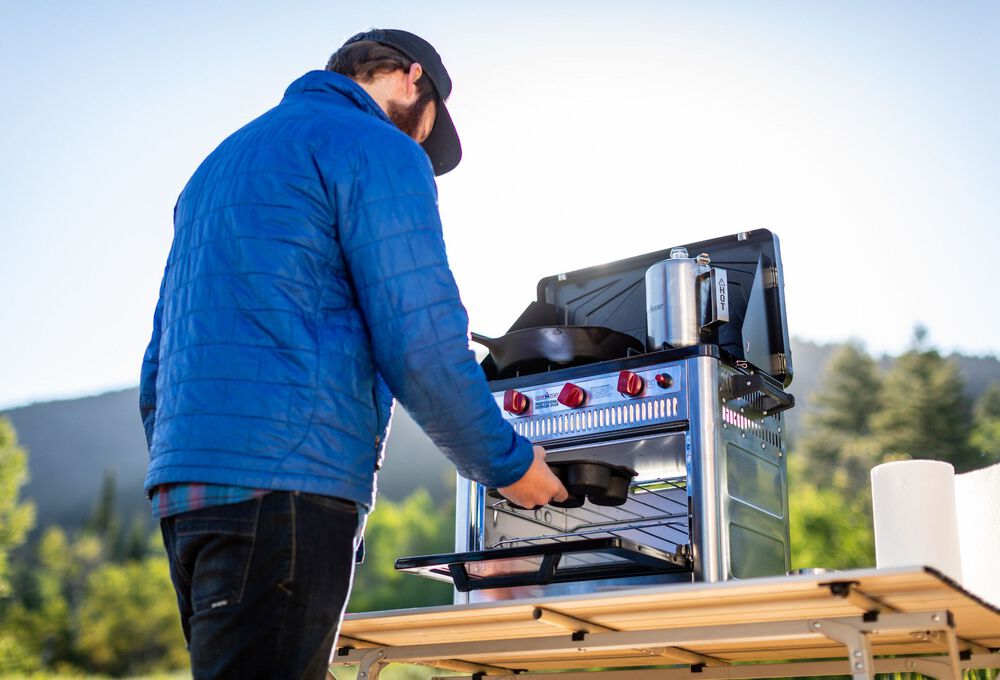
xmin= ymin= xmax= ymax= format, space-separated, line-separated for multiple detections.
xmin=396 ymin=229 xmax=796 ymax=604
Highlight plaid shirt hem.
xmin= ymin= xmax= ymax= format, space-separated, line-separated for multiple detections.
xmin=150 ymin=483 xmax=272 ymax=520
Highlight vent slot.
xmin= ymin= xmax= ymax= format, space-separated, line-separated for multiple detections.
xmin=511 ymin=397 xmax=681 ymax=441
xmin=722 ymin=405 xmax=783 ymax=449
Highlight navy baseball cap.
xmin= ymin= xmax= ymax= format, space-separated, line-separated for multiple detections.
xmin=342 ymin=29 xmax=462 ymax=176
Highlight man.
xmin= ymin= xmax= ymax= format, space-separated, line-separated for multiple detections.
xmin=140 ymin=29 xmax=567 ymax=679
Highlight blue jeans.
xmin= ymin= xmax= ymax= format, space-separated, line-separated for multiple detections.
xmin=160 ymin=491 xmax=362 ymax=679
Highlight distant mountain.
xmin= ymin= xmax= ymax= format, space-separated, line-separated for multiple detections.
xmin=4 ymin=390 xmax=453 ymax=536
xmin=4 ymin=338 xmax=998 ymax=536
xmin=6 ymin=388 xmax=151 ymax=531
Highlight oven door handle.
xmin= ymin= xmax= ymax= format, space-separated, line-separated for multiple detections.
xmin=396 ymin=537 xmax=692 ymax=593
xmin=447 ymin=553 xmax=561 ymax=593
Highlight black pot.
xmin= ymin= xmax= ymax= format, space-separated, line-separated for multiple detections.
xmin=565 ymin=462 xmax=612 ymax=497
xmin=588 ymin=470 xmax=633 ymax=506
xmin=548 ymin=464 xmax=584 ymax=508
xmin=549 ymin=493 xmax=585 ymax=509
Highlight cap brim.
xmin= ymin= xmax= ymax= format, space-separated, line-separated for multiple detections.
xmin=421 ymin=99 xmax=461 ymax=176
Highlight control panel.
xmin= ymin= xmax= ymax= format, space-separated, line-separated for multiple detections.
xmin=493 ymin=362 xmax=687 ymax=443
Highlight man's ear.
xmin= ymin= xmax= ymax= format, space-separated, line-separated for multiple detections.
xmin=406 ymin=62 xmax=424 ymax=98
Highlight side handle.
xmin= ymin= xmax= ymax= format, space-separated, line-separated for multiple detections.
xmin=699 ymin=267 xmax=730 ymax=331
xmin=725 ymin=373 xmax=795 ymax=416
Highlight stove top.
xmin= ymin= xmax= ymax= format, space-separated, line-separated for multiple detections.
xmin=478 ymin=229 xmax=793 ymax=388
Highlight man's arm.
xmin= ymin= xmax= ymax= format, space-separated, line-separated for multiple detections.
xmin=329 ymin=138 xmax=564 ymax=505
xmin=139 ymin=270 xmax=167 ymax=450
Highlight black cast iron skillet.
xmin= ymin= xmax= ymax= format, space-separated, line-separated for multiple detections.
xmin=471 ymin=326 xmax=644 ymax=376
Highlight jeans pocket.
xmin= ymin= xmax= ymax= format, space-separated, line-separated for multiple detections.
xmin=296 ymin=493 xmax=365 ymax=559
xmin=173 ymin=503 xmax=261 ymax=613
xmin=297 ymin=492 xmax=358 ymax=516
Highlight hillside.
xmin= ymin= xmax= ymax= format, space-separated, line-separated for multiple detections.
xmin=4 ymin=390 xmax=451 ymax=534
xmin=4 ymin=338 xmax=999 ymax=535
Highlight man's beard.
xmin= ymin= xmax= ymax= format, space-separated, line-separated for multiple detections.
xmin=387 ymin=93 xmax=434 ymax=141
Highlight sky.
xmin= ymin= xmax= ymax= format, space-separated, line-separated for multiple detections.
xmin=1 ymin=1 xmax=998 ymax=410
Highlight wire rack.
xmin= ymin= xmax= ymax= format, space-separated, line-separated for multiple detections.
xmin=486 ymin=477 xmax=690 ymax=563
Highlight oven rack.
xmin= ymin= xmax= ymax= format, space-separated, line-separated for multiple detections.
xmin=487 ymin=476 xmax=688 ymax=520
xmin=487 ymin=476 xmax=691 ymax=555
xmin=396 ymin=476 xmax=693 ymax=591
xmin=489 ymin=516 xmax=689 ymax=553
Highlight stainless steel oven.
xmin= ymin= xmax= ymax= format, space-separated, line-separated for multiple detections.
xmin=396 ymin=230 xmax=795 ymax=604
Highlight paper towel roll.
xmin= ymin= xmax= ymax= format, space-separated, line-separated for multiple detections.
xmin=955 ymin=462 xmax=1000 ymax=605
xmin=871 ymin=460 xmax=963 ymax=583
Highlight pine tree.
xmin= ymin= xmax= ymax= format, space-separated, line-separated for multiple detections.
xmin=0 ymin=417 xmax=36 ymax=598
xmin=871 ymin=330 xmax=977 ymax=471
xmin=790 ymin=342 xmax=887 ymax=570
xmin=87 ymin=469 xmax=126 ymax=560
xmin=27 ymin=527 xmax=74 ymax=667
xmin=970 ymin=382 xmax=1000 ymax=464
xmin=796 ymin=341 xmax=884 ymax=491
xmin=810 ymin=342 xmax=882 ymax=435
xmin=123 ymin=515 xmax=150 ymax=562
xmin=87 ymin=470 xmax=117 ymax=538
xmin=0 ymin=418 xmax=39 ymax=671
xmin=975 ymin=382 xmax=1000 ymax=420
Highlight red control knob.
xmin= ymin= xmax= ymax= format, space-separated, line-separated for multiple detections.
xmin=558 ymin=382 xmax=586 ymax=408
xmin=655 ymin=373 xmax=673 ymax=389
xmin=503 ymin=389 xmax=529 ymax=415
xmin=617 ymin=370 xmax=645 ymax=397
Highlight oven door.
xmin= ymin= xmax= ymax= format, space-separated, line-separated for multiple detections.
xmin=395 ymin=536 xmax=690 ymax=592
xmin=396 ymin=432 xmax=693 ymax=592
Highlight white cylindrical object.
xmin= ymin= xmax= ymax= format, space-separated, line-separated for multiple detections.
xmin=955 ymin=462 xmax=1000 ymax=605
xmin=871 ymin=459 xmax=963 ymax=583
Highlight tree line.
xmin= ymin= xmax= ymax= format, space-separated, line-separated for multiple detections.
xmin=2 ymin=330 xmax=999 ymax=675
xmin=789 ymin=329 xmax=1000 ymax=569
xmin=0 ymin=422 xmax=452 ymax=676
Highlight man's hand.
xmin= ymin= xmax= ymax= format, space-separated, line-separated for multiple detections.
xmin=498 ymin=445 xmax=569 ymax=509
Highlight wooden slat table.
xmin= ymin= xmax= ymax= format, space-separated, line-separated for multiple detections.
xmin=332 ymin=567 xmax=1000 ymax=680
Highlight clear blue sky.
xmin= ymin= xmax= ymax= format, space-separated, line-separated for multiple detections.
xmin=1 ymin=1 xmax=998 ymax=409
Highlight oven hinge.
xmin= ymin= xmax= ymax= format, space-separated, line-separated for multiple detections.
xmin=764 ymin=264 xmax=780 ymax=289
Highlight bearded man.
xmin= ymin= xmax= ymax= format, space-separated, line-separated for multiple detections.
xmin=140 ymin=29 xmax=567 ymax=679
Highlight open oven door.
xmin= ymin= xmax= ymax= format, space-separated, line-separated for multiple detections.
xmin=395 ymin=537 xmax=691 ymax=593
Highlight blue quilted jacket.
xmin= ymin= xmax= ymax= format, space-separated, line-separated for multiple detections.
xmin=140 ymin=71 xmax=533 ymax=509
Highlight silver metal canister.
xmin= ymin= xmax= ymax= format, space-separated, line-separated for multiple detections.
xmin=645 ymin=248 xmax=730 ymax=351
xmin=645 ymin=247 xmax=701 ymax=350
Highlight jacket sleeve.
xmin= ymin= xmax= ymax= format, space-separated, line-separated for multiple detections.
xmin=139 ymin=269 xmax=167 ymax=450
xmin=329 ymin=138 xmax=534 ymax=488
